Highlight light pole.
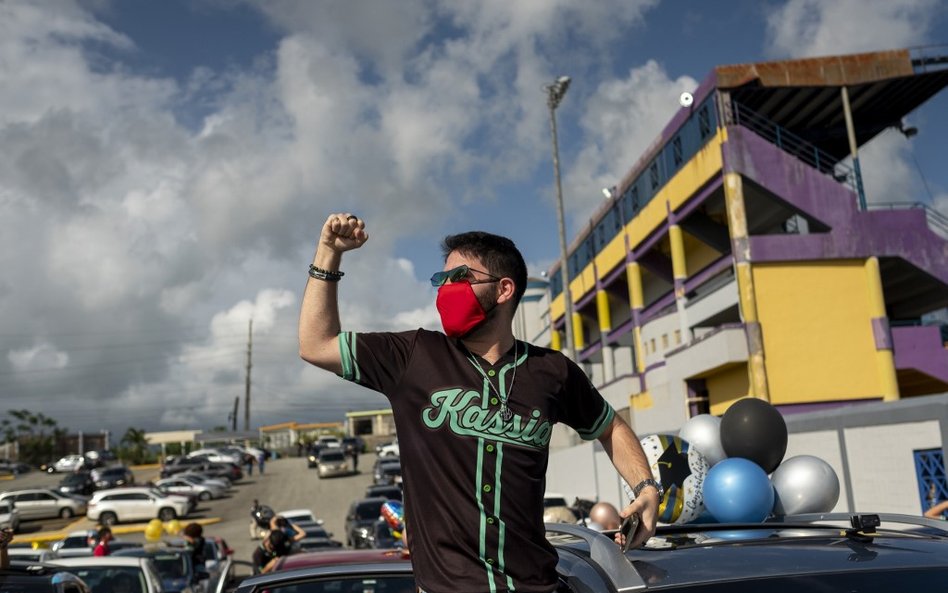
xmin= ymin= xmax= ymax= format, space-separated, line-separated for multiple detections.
xmin=546 ymin=75 xmax=575 ymax=361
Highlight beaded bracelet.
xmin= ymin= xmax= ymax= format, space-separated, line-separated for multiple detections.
xmin=309 ymin=264 xmax=344 ymax=282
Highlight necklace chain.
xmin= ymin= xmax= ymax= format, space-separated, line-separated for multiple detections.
xmin=468 ymin=341 xmax=518 ymax=421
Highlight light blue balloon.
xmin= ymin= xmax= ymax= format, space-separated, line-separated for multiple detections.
xmin=703 ymin=457 xmax=774 ymax=523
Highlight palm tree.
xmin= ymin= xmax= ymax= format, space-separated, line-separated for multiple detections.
xmin=121 ymin=427 xmax=150 ymax=465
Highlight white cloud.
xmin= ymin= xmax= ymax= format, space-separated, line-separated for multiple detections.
xmin=565 ymin=61 xmax=698 ymax=221
xmin=8 ymin=344 xmax=69 ymax=372
xmin=764 ymin=0 xmax=939 ymax=58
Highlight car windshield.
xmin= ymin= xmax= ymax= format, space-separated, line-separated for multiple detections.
xmin=356 ymin=502 xmax=385 ymax=520
xmin=59 ymin=566 xmax=146 ymax=593
xmin=150 ymin=553 xmax=189 ymax=579
xmin=260 ymin=575 xmax=416 ymax=593
xmin=321 ymin=452 xmax=346 ymax=462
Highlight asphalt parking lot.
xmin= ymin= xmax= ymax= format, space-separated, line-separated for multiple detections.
xmin=3 ymin=453 xmax=379 ymax=565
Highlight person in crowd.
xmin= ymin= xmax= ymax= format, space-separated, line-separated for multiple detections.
xmin=182 ymin=522 xmax=206 ymax=567
xmin=298 ymin=213 xmax=659 ymax=593
xmin=252 ymin=530 xmax=288 ymax=574
xmin=349 ymin=442 xmax=360 ymax=472
xmin=93 ymin=526 xmax=113 ymax=556
xmin=924 ymin=499 xmax=948 ymax=519
xmin=269 ymin=515 xmax=306 ymax=553
xmin=245 ymin=453 xmax=254 ymax=477
xmin=588 ymin=502 xmax=623 ymax=531
xmin=257 ymin=450 xmax=266 ymax=475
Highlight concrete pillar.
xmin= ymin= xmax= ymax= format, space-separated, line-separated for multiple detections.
xmin=551 ymin=328 xmax=562 ymax=352
xmin=723 ymin=172 xmax=770 ymax=401
xmin=572 ymin=312 xmax=585 ymax=352
xmin=596 ymin=290 xmax=616 ymax=382
xmin=865 ymin=256 xmax=900 ymax=401
xmin=669 ymin=223 xmax=692 ymax=343
xmin=626 ymin=261 xmax=647 ymax=374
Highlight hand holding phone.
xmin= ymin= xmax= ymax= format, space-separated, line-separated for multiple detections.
xmin=619 ymin=512 xmax=640 ymax=552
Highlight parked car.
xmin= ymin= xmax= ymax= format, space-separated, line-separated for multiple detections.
xmin=0 ymin=488 xmax=87 ymax=520
xmin=114 ymin=545 xmax=211 ymax=593
xmin=0 ymin=458 xmax=31 ymax=474
xmin=317 ymin=449 xmax=350 ymax=479
xmin=376 ymin=439 xmax=399 ymax=457
xmin=342 ymin=436 xmax=365 ymax=454
xmin=46 ymin=454 xmax=86 ymax=473
xmin=7 ymin=545 xmax=61 ymax=562
xmin=278 ymin=508 xmax=319 ymax=524
xmin=51 ymin=530 xmax=97 ymax=558
xmin=82 ymin=449 xmax=117 ymax=469
xmin=161 ymin=456 xmax=209 ymax=477
xmin=344 ymin=497 xmax=388 ymax=549
xmin=233 ymin=513 xmax=948 ymax=593
xmin=234 ymin=548 xmax=412 ymax=593
xmin=0 ymin=563 xmax=91 ymax=593
xmin=373 ymin=461 xmax=402 ymax=486
xmin=87 ymin=487 xmax=190 ymax=525
xmin=155 ymin=476 xmax=225 ymax=500
xmin=90 ymin=465 xmax=135 ymax=489
xmin=292 ymin=520 xmax=343 ymax=552
xmin=365 ymin=484 xmax=403 ymax=501
xmin=177 ymin=471 xmax=232 ymax=490
xmin=0 ymin=500 xmax=21 ymax=532
xmin=58 ymin=471 xmax=96 ymax=496
xmin=49 ymin=556 xmax=164 ymax=593
xmin=187 ymin=448 xmax=242 ymax=465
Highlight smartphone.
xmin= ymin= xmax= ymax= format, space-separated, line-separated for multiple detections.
xmin=620 ymin=512 xmax=640 ymax=552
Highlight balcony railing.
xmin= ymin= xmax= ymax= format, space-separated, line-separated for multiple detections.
xmin=733 ymin=102 xmax=857 ymax=193
xmin=867 ymin=201 xmax=948 ymax=239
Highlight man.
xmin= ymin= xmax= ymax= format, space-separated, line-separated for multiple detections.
xmin=93 ymin=526 xmax=112 ymax=556
xmin=252 ymin=530 xmax=288 ymax=574
xmin=299 ymin=213 xmax=660 ymax=593
xmin=182 ymin=522 xmax=206 ymax=567
xmin=588 ymin=501 xmax=622 ymax=531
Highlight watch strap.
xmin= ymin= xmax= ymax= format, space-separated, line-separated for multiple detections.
xmin=632 ymin=478 xmax=664 ymax=500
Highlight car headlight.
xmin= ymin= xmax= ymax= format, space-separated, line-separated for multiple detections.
xmin=357 ymin=527 xmax=370 ymax=537
xmin=309 ymin=456 xmax=316 ymax=461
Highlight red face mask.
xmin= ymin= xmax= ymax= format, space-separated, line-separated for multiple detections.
xmin=436 ymin=282 xmax=488 ymax=338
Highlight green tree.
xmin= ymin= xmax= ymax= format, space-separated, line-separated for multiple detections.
xmin=119 ymin=427 xmax=154 ymax=465
xmin=1 ymin=409 xmax=66 ymax=466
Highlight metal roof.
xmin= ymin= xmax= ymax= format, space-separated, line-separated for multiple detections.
xmin=716 ymin=47 xmax=948 ymax=160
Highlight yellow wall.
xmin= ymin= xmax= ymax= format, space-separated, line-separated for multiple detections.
xmin=595 ymin=231 xmax=629 ymax=280
xmin=706 ymin=364 xmax=750 ymax=416
xmin=683 ymin=231 xmax=722 ymax=276
xmin=752 ymin=260 xmax=882 ymax=404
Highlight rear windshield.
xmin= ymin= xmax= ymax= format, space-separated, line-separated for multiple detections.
xmin=320 ymin=452 xmax=346 ymax=462
xmin=58 ymin=567 xmax=146 ymax=593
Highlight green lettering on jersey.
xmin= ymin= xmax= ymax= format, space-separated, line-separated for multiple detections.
xmin=422 ymin=388 xmax=553 ymax=449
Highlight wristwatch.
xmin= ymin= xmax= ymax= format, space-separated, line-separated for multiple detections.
xmin=632 ymin=478 xmax=664 ymax=500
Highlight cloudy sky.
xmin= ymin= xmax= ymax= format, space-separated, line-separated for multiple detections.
xmin=2 ymin=0 xmax=946 ymax=440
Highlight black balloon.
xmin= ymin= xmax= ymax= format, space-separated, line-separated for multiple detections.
xmin=720 ymin=398 xmax=787 ymax=474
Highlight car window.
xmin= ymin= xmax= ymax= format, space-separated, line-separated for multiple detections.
xmin=151 ymin=553 xmax=189 ymax=578
xmin=356 ymin=501 xmax=385 ymax=520
xmin=262 ymin=575 xmax=416 ymax=593
xmin=320 ymin=452 xmax=346 ymax=462
xmin=36 ymin=492 xmax=57 ymax=501
xmin=62 ymin=566 xmax=146 ymax=593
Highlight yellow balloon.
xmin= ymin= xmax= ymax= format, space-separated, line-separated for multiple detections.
xmin=148 ymin=518 xmax=163 ymax=530
xmin=165 ymin=519 xmax=182 ymax=535
xmin=145 ymin=523 xmax=163 ymax=542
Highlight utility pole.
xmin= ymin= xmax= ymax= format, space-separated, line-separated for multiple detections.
xmin=244 ymin=318 xmax=253 ymax=431
xmin=231 ymin=397 xmax=240 ymax=431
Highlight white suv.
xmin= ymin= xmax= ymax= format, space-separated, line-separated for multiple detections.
xmin=87 ymin=487 xmax=190 ymax=525
xmin=377 ymin=439 xmax=399 ymax=457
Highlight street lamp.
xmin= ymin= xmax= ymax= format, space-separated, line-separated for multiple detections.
xmin=545 ymin=75 xmax=575 ymax=361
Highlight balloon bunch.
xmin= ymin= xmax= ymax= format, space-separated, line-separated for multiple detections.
xmin=627 ymin=398 xmax=841 ymax=526
xmin=381 ymin=500 xmax=405 ymax=540
xmin=679 ymin=398 xmax=840 ymax=523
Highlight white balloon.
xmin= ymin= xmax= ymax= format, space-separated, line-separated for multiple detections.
xmin=771 ymin=455 xmax=840 ymax=515
xmin=679 ymin=414 xmax=726 ymax=466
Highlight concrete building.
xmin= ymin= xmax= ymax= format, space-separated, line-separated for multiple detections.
xmin=531 ymin=48 xmax=948 ymax=515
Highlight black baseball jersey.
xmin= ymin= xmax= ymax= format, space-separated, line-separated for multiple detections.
xmin=339 ymin=329 xmax=615 ymax=593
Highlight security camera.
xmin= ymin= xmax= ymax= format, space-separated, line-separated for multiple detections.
xmin=679 ymin=92 xmax=694 ymax=108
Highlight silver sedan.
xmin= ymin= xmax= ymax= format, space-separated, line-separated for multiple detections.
xmin=155 ymin=476 xmax=226 ymax=501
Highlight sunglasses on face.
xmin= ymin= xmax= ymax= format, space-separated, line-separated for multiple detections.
xmin=430 ymin=265 xmax=502 ymax=287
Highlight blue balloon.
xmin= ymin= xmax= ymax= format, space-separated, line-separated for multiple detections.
xmin=703 ymin=458 xmax=774 ymax=523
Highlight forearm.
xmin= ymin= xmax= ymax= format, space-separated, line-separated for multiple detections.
xmin=299 ymin=248 xmax=343 ymax=373
xmin=598 ymin=416 xmax=653 ymax=492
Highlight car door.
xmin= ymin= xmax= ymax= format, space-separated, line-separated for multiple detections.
xmin=125 ymin=492 xmax=156 ymax=521
xmin=12 ymin=492 xmax=43 ymax=519
xmin=33 ymin=491 xmax=62 ymax=519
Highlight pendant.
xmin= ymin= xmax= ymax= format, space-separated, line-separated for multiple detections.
xmin=500 ymin=405 xmax=513 ymax=422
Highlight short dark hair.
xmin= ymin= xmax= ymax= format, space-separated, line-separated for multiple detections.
xmin=97 ymin=527 xmax=111 ymax=539
xmin=441 ymin=231 xmax=528 ymax=308
xmin=183 ymin=522 xmax=203 ymax=538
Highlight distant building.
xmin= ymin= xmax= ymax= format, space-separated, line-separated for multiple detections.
xmin=259 ymin=421 xmax=343 ymax=451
